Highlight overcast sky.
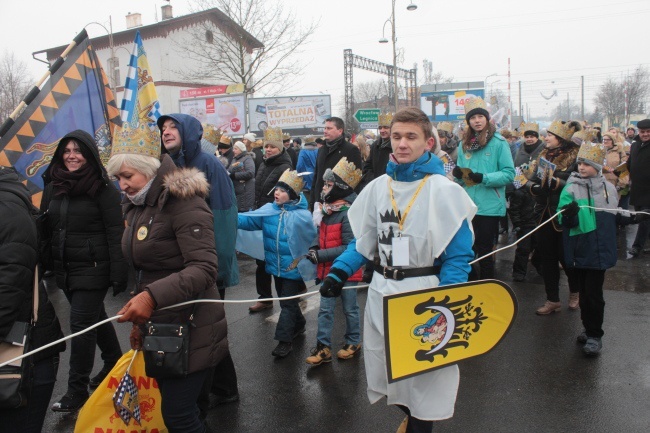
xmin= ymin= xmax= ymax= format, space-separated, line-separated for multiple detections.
xmin=2 ymin=0 xmax=649 ymax=118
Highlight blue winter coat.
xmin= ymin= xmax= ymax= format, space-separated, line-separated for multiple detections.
xmin=157 ymin=113 xmax=239 ymax=287
xmin=457 ymin=132 xmax=515 ymax=216
xmin=296 ymin=147 xmax=318 ymax=191
xmin=238 ymin=194 xmax=316 ymax=280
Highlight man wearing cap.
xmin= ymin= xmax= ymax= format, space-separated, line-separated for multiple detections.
xmin=157 ymin=113 xmax=241 ymax=409
xmin=627 ymin=119 xmax=650 ymax=256
xmin=362 ymin=113 xmax=394 ymax=185
xmin=310 ymin=117 xmax=362 ymax=209
xmin=452 ymin=97 xmax=515 ymax=280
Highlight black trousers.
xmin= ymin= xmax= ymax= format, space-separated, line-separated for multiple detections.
xmin=574 ymin=268 xmax=606 ymax=338
xmin=157 ymin=369 xmax=208 ymax=433
xmin=471 ymin=215 xmax=500 ymax=279
xmin=397 ymin=405 xmax=434 ymax=433
xmin=512 ymin=226 xmax=535 ymax=277
xmin=535 ymin=223 xmax=578 ymax=302
xmin=255 ymin=259 xmax=273 ymax=301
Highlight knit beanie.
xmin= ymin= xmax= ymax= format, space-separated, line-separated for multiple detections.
xmin=233 ymin=141 xmax=247 ymax=153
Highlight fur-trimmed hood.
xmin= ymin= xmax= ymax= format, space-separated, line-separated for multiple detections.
xmin=163 ymin=167 xmax=210 ymax=200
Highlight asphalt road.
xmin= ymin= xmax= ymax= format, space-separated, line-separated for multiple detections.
xmin=43 ymin=225 xmax=650 ymax=433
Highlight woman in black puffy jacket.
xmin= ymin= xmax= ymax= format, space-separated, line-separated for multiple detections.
xmin=41 ymin=130 xmax=126 ymax=412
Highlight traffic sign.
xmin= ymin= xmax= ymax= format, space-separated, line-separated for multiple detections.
xmin=354 ymin=108 xmax=381 ymax=123
xmin=359 ymin=122 xmax=379 ymax=130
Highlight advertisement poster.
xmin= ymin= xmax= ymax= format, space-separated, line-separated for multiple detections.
xmin=179 ymin=94 xmax=246 ymax=134
xmin=420 ymin=89 xmax=485 ymax=122
xmin=248 ymin=95 xmax=331 ymax=136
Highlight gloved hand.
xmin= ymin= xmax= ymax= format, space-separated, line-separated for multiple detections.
xmin=542 ymin=177 xmax=559 ymax=190
xmin=117 ymin=290 xmax=156 ymax=324
xmin=320 ymin=276 xmax=344 ymax=298
xmin=561 ymin=201 xmax=580 ymax=217
xmin=634 ymin=208 xmax=650 ymax=223
xmin=468 ymin=172 xmax=484 ymax=183
xmin=112 ymin=281 xmax=128 ymax=297
xmin=452 ymin=166 xmax=463 ymax=179
xmin=306 ymin=249 xmax=319 ymax=264
xmin=530 ymin=183 xmax=543 ymax=195
xmin=130 ymin=325 xmax=143 ymax=350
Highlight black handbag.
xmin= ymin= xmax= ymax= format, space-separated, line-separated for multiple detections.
xmin=142 ymin=320 xmax=191 ymax=379
xmin=0 ymin=268 xmax=38 ymax=408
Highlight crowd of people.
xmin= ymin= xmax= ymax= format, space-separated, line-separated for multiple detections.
xmin=1 ymin=100 xmax=649 ymax=433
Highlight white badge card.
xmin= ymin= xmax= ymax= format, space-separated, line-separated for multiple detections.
xmin=391 ymin=236 xmax=410 ymax=267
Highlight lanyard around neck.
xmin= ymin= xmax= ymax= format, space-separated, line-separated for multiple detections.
xmin=387 ymin=175 xmax=431 ymax=233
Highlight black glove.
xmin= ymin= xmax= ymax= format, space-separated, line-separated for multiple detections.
xmin=112 ymin=281 xmax=128 ymax=297
xmin=306 ymin=249 xmax=319 ymax=264
xmin=452 ymin=166 xmax=463 ymax=179
xmin=468 ymin=172 xmax=483 ymax=183
xmin=530 ymin=183 xmax=542 ymax=195
xmin=561 ymin=201 xmax=580 ymax=217
xmin=320 ymin=276 xmax=344 ymax=298
xmin=542 ymin=177 xmax=559 ymax=190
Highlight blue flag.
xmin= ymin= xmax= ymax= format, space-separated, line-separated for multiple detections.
xmin=120 ymin=31 xmax=162 ymax=128
xmin=0 ymin=32 xmax=121 ymax=204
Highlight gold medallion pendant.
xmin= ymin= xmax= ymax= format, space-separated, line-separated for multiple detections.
xmin=465 ymin=152 xmax=472 ymax=160
xmin=137 ymin=226 xmax=148 ymax=241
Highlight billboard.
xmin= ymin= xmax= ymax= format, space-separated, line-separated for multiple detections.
xmin=248 ymin=95 xmax=332 ymax=136
xmin=179 ymin=94 xmax=247 ymax=134
xmin=421 ymin=89 xmax=485 ymax=122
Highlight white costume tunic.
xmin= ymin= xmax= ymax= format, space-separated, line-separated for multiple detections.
xmin=349 ymin=173 xmax=477 ymax=420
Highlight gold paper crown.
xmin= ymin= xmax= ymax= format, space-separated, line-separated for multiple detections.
xmin=332 ymin=157 xmax=362 ymax=189
xmin=378 ymin=112 xmax=394 ymax=127
xmin=437 ymin=122 xmax=453 ymax=134
xmin=111 ymin=122 xmax=161 ymax=159
xmin=264 ymin=127 xmax=283 ymax=146
xmin=202 ymin=124 xmax=223 ymax=145
xmin=547 ymin=120 xmax=580 ymax=142
xmin=219 ymin=134 xmax=231 ymax=145
xmin=577 ymin=142 xmax=606 ymax=168
xmin=282 ymin=132 xmax=291 ymax=141
xmin=520 ymin=122 xmax=539 ymax=134
xmin=592 ymin=122 xmax=602 ymax=128
xmin=572 ymin=128 xmax=597 ymax=143
xmin=277 ymin=169 xmax=304 ymax=196
xmin=304 ymin=135 xmax=317 ymax=144
xmin=464 ymin=97 xmax=487 ymax=115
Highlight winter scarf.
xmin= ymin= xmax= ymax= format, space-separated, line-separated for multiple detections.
xmin=462 ymin=122 xmax=496 ymax=153
xmin=50 ymin=162 xmax=103 ymax=198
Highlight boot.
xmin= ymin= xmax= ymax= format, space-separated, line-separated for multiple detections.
xmin=536 ymin=300 xmax=561 ymax=315
xmin=396 ymin=417 xmax=408 ymax=433
xmin=568 ymin=293 xmax=580 ymax=310
xmin=583 ymin=337 xmax=602 ymax=356
xmin=337 ymin=343 xmax=362 ymax=360
xmin=305 ymin=343 xmax=332 ymax=366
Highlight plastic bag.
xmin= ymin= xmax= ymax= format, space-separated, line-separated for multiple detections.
xmin=75 ymin=349 xmax=167 ymax=433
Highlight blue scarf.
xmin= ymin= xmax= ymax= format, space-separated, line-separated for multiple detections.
xmin=386 ymin=151 xmax=445 ymax=181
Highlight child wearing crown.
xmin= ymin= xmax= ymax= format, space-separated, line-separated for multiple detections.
xmin=237 ymin=169 xmax=317 ymax=358
xmin=557 ymin=141 xmax=618 ymax=357
xmin=305 ymin=158 xmax=364 ymax=366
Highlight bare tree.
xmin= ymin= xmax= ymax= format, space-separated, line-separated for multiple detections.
xmin=182 ymin=0 xmax=318 ymax=95
xmin=594 ymin=78 xmax=625 ymax=126
xmin=355 ymin=80 xmax=390 ymax=106
xmin=551 ymin=99 xmax=582 ymax=121
xmin=0 ymin=51 xmax=32 ymax=122
xmin=624 ymin=66 xmax=650 ymax=115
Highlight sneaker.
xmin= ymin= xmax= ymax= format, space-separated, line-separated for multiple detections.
xmin=576 ymin=331 xmax=588 ymax=344
xmin=51 ymin=393 xmax=88 ymax=412
xmin=89 ymin=365 xmax=114 ymax=389
xmin=512 ymin=273 xmax=525 ymax=282
xmin=568 ymin=293 xmax=580 ymax=310
xmin=536 ymin=300 xmax=561 ymax=315
xmin=208 ymin=392 xmax=239 ymax=408
xmin=272 ymin=341 xmax=292 ymax=358
xmin=305 ymin=343 xmax=332 ymax=366
xmin=629 ymin=246 xmax=642 ymax=257
xmin=337 ymin=343 xmax=362 ymax=360
xmin=583 ymin=337 xmax=602 ymax=356
xmin=249 ymin=301 xmax=273 ymax=313
xmin=396 ymin=416 xmax=408 ymax=433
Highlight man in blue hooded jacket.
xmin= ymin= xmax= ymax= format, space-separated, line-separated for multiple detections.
xmin=157 ymin=113 xmax=240 ymax=409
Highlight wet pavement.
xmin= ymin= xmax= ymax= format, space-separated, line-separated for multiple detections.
xmin=43 ymin=225 xmax=650 ymax=432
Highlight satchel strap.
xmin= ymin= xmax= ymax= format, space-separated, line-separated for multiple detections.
xmin=32 ymin=266 xmax=39 ymax=324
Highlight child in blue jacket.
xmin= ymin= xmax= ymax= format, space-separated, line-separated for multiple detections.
xmin=558 ymin=142 xmax=618 ymax=356
xmin=238 ymin=169 xmax=317 ymax=358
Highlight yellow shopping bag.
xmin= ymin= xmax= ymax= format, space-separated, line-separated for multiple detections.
xmin=74 ymin=349 xmax=167 ymax=433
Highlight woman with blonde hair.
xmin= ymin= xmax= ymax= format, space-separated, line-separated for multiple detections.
xmin=352 ymin=134 xmax=370 ymax=162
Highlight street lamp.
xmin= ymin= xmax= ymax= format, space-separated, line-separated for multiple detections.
xmin=379 ymin=0 xmax=417 ymax=112
xmin=85 ymin=18 xmax=116 ymax=92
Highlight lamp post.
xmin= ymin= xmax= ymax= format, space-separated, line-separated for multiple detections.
xmin=85 ymin=18 xmax=116 ymax=92
xmin=379 ymin=0 xmax=417 ymax=113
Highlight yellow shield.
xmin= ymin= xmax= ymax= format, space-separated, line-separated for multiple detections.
xmin=384 ymin=280 xmax=517 ymax=383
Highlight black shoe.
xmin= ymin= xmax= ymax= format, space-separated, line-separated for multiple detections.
xmin=272 ymin=341 xmax=292 ymax=358
xmin=89 ymin=366 xmax=113 ymax=389
xmin=208 ymin=392 xmax=240 ymax=409
xmin=576 ymin=331 xmax=588 ymax=344
xmin=51 ymin=393 xmax=88 ymax=413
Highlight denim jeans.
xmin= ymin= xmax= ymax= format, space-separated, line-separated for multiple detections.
xmin=316 ymin=282 xmax=360 ymax=347
xmin=157 ymin=368 xmax=209 ymax=433
xmin=63 ymin=288 xmax=122 ymax=395
xmin=273 ymin=277 xmax=306 ymax=342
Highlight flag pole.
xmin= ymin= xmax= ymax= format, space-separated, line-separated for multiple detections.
xmin=0 ymin=29 xmax=89 ymax=138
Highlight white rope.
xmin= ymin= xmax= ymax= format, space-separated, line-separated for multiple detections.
xmin=3 ymin=205 xmax=642 ymax=368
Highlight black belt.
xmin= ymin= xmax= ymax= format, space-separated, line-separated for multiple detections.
xmin=375 ymin=265 xmax=441 ymax=281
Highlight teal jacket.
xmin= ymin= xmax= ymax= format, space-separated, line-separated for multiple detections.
xmin=456 ymin=132 xmax=515 ymax=217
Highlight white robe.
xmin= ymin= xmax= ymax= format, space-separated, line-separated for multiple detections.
xmin=349 ymin=173 xmax=477 ymax=421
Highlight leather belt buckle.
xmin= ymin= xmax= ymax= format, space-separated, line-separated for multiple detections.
xmin=383 ymin=267 xmax=404 ymax=281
